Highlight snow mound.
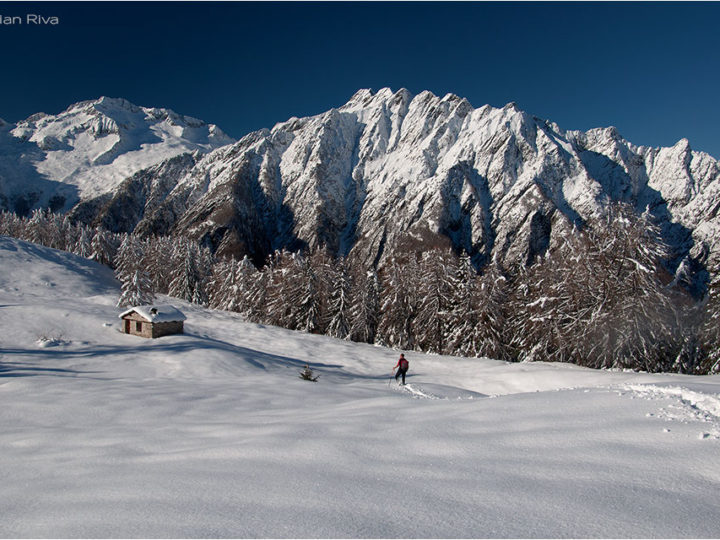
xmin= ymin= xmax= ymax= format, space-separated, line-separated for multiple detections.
xmin=0 ymin=236 xmax=118 ymax=299
xmin=35 ymin=335 xmax=69 ymax=348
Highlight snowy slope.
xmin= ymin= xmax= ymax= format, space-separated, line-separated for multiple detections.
xmin=1 ymin=235 xmax=719 ymax=538
xmin=0 ymin=97 xmax=234 ymax=213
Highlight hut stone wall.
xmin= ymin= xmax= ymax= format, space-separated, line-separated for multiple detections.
xmin=121 ymin=312 xmax=184 ymax=339
xmin=151 ymin=320 xmax=184 ymax=338
xmin=122 ymin=311 xmax=154 ymax=338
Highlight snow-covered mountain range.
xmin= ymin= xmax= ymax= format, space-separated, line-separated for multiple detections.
xmin=3 ymin=89 xmax=720 ymax=283
xmin=0 ymin=96 xmax=233 ymax=214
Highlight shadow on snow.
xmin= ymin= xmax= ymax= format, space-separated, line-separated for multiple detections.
xmin=0 ymin=360 xmax=105 ymax=379
xmin=0 ymin=332 xmax=389 ymax=381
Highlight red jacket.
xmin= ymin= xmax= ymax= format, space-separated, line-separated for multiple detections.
xmin=394 ymin=356 xmax=409 ymax=370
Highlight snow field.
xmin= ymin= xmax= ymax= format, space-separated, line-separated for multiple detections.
xmin=1 ymin=236 xmax=720 ymax=538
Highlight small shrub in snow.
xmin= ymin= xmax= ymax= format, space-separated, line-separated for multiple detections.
xmin=299 ymin=364 xmax=319 ymax=382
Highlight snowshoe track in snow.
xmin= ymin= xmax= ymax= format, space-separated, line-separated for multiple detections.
xmin=621 ymin=383 xmax=720 ymax=440
xmin=394 ymin=382 xmax=487 ymax=400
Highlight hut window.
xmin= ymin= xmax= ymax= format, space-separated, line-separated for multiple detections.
xmin=136 ymin=322 xmax=142 ymax=332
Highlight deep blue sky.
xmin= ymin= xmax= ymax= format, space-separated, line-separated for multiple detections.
xmin=1 ymin=2 xmax=719 ymax=158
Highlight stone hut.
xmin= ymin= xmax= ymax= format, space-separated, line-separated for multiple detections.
xmin=119 ymin=305 xmax=186 ymax=338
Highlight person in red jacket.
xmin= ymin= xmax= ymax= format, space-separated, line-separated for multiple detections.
xmin=393 ymin=353 xmax=409 ymax=385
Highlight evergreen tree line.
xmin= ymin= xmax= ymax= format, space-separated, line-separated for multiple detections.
xmin=0 ymin=209 xmax=212 ymax=308
xmin=2 ymin=205 xmax=719 ymax=374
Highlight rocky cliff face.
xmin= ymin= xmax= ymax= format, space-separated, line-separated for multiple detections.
xmin=104 ymin=89 xmax=717 ymax=285
xmin=4 ymin=89 xmax=720 ymax=288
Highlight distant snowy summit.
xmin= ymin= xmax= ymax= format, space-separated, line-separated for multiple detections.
xmin=2 ymin=88 xmax=720 ymax=289
xmin=0 ymin=96 xmax=234 ymax=213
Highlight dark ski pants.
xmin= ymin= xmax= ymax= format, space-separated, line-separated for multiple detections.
xmin=395 ymin=367 xmax=408 ymax=385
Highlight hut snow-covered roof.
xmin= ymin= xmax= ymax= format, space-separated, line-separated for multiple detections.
xmin=118 ymin=304 xmax=186 ymax=323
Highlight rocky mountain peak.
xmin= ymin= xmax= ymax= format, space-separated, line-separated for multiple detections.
xmin=3 ymin=89 xmax=720 ymax=294
xmin=142 ymin=88 xmax=718 ymax=291
xmin=340 ymin=87 xmax=411 ymax=114
xmin=91 ymin=96 xmax=142 ymax=114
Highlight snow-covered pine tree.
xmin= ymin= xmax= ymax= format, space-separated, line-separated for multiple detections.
xmin=448 ymin=254 xmax=510 ymax=359
xmin=0 ymin=211 xmax=9 ymax=235
xmin=89 ymin=227 xmax=117 ymax=268
xmin=700 ymin=265 xmax=720 ymax=373
xmin=324 ymin=256 xmax=353 ymax=339
xmin=73 ymin=226 xmax=92 ymax=258
xmin=114 ymin=235 xmax=155 ymax=307
xmin=670 ymin=301 xmax=704 ymax=374
xmin=267 ymin=246 xmax=333 ymax=334
xmin=25 ymin=209 xmax=49 ymax=246
xmin=168 ymin=238 xmax=208 ymax=305
xmin=0 ymin=211 xmax=22 ymax=237
xmin=349 ymin=266 xmax=380 ymax=344
xmin=234 ymin=255 xmax=258 ymax=315
xmin=245 ymin=262 xmax=272 ymax=323
xmin=508 ymin=225 xmax=590 ymax=364
xmin=508 ymin=228 xmax=597 ymax=365
xmin=473 ymin=261 xmax=509 ymax=359
xmin=44 ymin=212 xmax=66 ymax=250
xmin=114 ymin=234 xmax=141 ymax=281
xmin=413 ymin=249 xmax=456 ymax=354
xmin=580 ymin=205 xmax=680 ymax=371
xmin=208 ymin=259 xmax=234 ymax=311
xmin=265 ymin=249 xmax=321 ymax=332
xmin=117 ymin=268 xmax=155 ymax=307
xmin=264 ymin=250 xmax=298 ymax=328
xmin=309 ymin=246 xmax=336 ymax=330
xmin=60 ymin=215 xmax=78 ymax=253
xmin=143 ymin=236 xmax=174 ymax=294
xmin=207 ymin=256 xmax=256 ymax=313
xmin=446 ymin=253 xmax=478 ymax=356
xmin=376 ymin=257 xmax=416 ymax=349
xmin=293 ymin=254 xmax=323 ymax=333
xmin=509 ymin=203 xmax=683 ymax=371
xmin=193 ymin=244 xmax=214 ymax=306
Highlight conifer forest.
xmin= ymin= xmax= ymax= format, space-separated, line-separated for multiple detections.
xmin=2 ymin=204 xmax=718 ymax=374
